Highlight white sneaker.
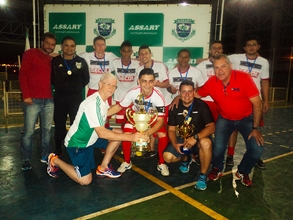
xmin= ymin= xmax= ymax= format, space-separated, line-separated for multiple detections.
xmin=117 ymin=161 xmax=132 ymax=173
xmin=157 ymin=164 xmax=169 ymax=176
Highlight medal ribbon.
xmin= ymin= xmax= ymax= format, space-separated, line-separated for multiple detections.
xmin=142 ymin=96 xmax=151 ymax=112
xmin=179 ymin=66 xmax=189 ymax=81
xmin=246 ymin=55 xmax=257 ymax=73
xmin=185 ymin=100 xmax=194 ymax=122
xmin=63 ymin=57 xmax=74 ymax=73
xmin=122 ymin=60 xmax=131 ymax=75
xmin=95 ymin=53 xmax=105 ymax=72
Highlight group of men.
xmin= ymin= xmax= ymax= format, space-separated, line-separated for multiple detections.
xmin=19 ymin=32 xmax=269 ymax=190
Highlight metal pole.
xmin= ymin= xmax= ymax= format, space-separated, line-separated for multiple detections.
xmin=32 ymin=0 xmax=36 ymax=48
xmin=214 ymin=0 xmax=220 ymax=40
xmin=37 ymin=0 xmax=40 ymax=48
xmin=219 ymin=0 xmax=225 ymax=40
xmin=286 ymin=47 xmax=293 ymax=101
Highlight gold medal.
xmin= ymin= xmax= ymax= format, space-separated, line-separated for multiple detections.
xmin=67 ymin=70 xmax=72 ymax=75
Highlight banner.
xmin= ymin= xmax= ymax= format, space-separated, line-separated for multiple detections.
xmin=44 ymin=4 xmax=211 ymax=70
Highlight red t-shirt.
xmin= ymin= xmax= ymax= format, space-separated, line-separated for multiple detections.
xmin=19 ymin=48 xmax=52 ymax=99
xmin=198 ymin=70 xmax=259 ymax=120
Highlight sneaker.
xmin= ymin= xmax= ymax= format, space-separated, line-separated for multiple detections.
xmin=192 ymin=154 xmax=200 ymax=165
xmin=235 ymin=170 xmax=252 ymax=187
xmin=179 ymin=154 xmax=192 ymax=173
xmin=208 ymin=167 xmax=223 ymax=181
xmin=47 ymin=153 xmax=59 ymax=178
xmin=143 ymin=150 xmax=156 ymax=159
xmin=96 ymin=165 xmax=122 ymax=178
xmin=40 ymin=155 xmax=48 ymax=164
xmin=117 ymin=161 xmax=132 ymax=173
xmin=195 ymin=174 xmax=207 ymax=190
xmin=157 ymin=163 xmax=169 ymax=176
xmin=256 ymin=159 xmax=266 ymax=170
xmin=226 ymin=155 xmax=234 ymax=166
xmin=21 ymin=161 xmax=32 ymax=171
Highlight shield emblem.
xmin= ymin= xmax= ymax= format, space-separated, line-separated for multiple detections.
xmin=176 ymin=22 xmax=191 ymax=38
xmin=75 ymin=62 xmax=82 ymax=69
xmin=97 ymin=22 xmax=112 ymax=37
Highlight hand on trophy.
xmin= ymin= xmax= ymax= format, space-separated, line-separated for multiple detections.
xmin=174 ymin=143 xmax=185 ymax=154
xmin=132 ymin=132 xmax=150 ymax=143
xmin=183 ymin=137 xmax=196 ymax=149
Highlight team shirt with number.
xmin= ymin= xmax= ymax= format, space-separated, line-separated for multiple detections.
xmin=80 ymin=52 xmax=118 ymax=90
xmin=168 ymin=65 xmax=204 ymax=98
xmin=228 ymin=54 xmax=269 ymax=93
xmin=137 ymin=60 xmax=172 ymax=105
xmin=111 ymin=58 xmax=140 ymax=102
xmin=64 ymin=92 xmax=109 ymax=148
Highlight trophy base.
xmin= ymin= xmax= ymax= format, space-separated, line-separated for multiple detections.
xmin=131 ymin=141 xmax=150 ymax=157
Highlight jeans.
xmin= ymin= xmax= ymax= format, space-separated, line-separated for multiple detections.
xmin=213 ymin=114 xmax=263 ymax=174
xmin=21 ymin=98 xmax=54 ymax=161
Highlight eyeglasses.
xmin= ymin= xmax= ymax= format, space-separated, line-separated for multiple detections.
xmin=101 ymin=81 xmax=118 ymax=90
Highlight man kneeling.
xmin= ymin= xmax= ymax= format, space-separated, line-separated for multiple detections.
xmin=163 ymin=80 xmax=215 ymax=190
xmin=46 ymin=73 xmax=148 ymax=185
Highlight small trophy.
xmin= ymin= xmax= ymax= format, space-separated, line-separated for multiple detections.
xmin=126 ymin=94 xmax=158 ymax=156
xmin=176 ymin=110 xmax=195 ymax=154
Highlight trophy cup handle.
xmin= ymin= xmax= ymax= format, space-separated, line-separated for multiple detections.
xmin=149 ymin=112 xmax=158 ymax=126
xmin=126 ymin=108 xmax=135 ymax=125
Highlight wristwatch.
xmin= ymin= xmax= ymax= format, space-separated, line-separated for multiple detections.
xmin=194 ymin=134 xmax=199 ymax=142
xmin=252 ymin=126 xmax=261 ymax=131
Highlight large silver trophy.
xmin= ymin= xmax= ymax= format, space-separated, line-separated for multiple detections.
xmin=126 ymin=94 xmax=158 ymax=156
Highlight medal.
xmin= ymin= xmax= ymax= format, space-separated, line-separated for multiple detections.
xmin=67 ymin=70 xmax=72 ymax=75
xmin=63 ymin=56 xmax=74 ymax=75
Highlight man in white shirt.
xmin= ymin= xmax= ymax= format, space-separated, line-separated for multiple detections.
xmin=227 ymin=35 xmax=269 ymax=169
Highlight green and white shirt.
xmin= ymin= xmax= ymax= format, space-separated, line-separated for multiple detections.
xmin=64 ymin=92 xmax=109 ymax=148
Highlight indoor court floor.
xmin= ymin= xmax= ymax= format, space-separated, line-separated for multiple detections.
xmin=0 ymin=102 xmax=293 ymax=220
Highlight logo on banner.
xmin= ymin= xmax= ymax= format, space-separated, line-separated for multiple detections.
xmin=94 ymin=18 xmax=116 ymax=39
xmin=172 ymin=19 xmax=196 ymax=42
xmin=49 ymin=13 xmax=86 ymax=44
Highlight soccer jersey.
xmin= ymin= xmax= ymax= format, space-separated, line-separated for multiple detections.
xmin=137 ymin=60 xmax=172 ymax=105
xmin=168 ymin=65 xmax=204 ymax=98
xmin=198 ymin=70 xmax=259 ymax=120
xmin=111 ymin=58 xmax=140 ymax=102
xmin=228 ymin=54 xmax=269 ymax=92
xmin=119 ymin=86 xmax=166 ymax=117
xmin=64 ymin=92 xmax=109 ymax=148
xmin=196 ymin=59 xmax=215 ymax=102
xmin=79 ymin=52 xmax=117 ymax=90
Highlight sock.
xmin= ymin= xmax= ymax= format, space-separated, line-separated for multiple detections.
xmin=122 ymin=141 xmax=131 ymax=163
xmin=157 ymin=136 xmax=168 ymax=164
xmin=227 ymin=146 xmax=235 ymax=156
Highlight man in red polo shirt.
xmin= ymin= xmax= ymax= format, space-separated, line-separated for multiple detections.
xmin=196 ymin=54 xmax=264 ymax=187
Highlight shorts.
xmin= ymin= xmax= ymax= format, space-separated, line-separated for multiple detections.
xmin=164 ymin=137 xmax=199 ymax=158
xmin=66 ymin=129 xmax=111 ymax=177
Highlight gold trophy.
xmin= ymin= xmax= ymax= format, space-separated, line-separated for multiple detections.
xmin=126 ymin=94 xmax=158 ymax=156
xmin=176 ymin=110 xmax=195 ymax=154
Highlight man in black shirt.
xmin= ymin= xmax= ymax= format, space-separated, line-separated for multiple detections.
xmin=51 ymin=36 xmax=89 ymax=156
xmin=163 ymin=80 xmax=215 ymax=190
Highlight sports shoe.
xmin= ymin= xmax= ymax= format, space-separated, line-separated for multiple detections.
xmin=195 ymin=174 xmax=207 ymax=190
xmin=47 ymin=153 xmax=59 ymax=178
xmin=226 ymin=155 xmax=234 ymax=166
xmin=208 ymin=167 xmax=223 ymax=181
xmin=143 ymin=150 xmax=156 ymax=159
xmin=21 ymin=161 xmax=32 ymax=171
xmin=96 ymin=165 xmax=122 ymax=178
xmin=235 ymin=170 xmax=252 ymax=187
xmin=256 ymin=159 xmax=266 ymax=170
xmin=117 ymin=161 xmax=132 ymax=173
xmin=40 ymin=155 xmax=48 ymax=164
xmin=179 ymin=154 xmax=192 ymax=173
xmin=157 ymin=163 xmax=169 ymax=176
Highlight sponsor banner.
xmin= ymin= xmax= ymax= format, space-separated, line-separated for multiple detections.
xmin=124 ymin=13 xmax=164 ymax=46
xmin=49 ymin=13 xmax=86 ymax=45
xmin=44 ymin=4 xmax=211 ymax=64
